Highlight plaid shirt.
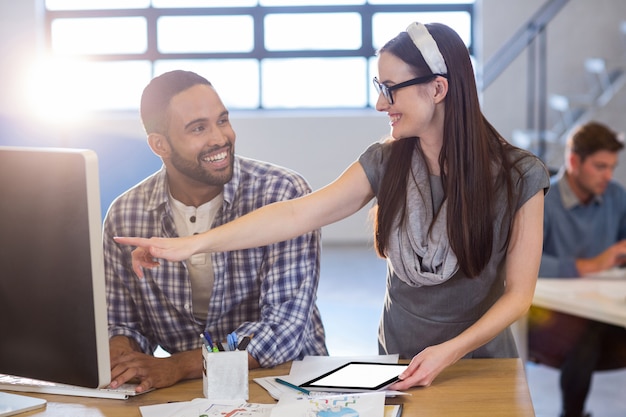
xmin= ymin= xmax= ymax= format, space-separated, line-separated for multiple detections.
xmin=103 ymin=156 xmax=328 ymax=367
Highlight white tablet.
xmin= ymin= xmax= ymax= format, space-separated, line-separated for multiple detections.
xmin=299 ymin=362 xmax=408 ymax=392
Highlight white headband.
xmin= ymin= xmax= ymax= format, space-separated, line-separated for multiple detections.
xmin=406 ymin=22 xmax=448 ymax=75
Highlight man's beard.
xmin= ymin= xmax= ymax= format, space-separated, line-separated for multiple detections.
xmin=169 ymin=142 xmax=234 ymax=186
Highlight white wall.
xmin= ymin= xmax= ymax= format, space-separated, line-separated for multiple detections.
xmin=481 ymin=0 xmax=626 ymax=181
xmin=0 ymin=0 xmax=41 ymax=118
xmin=2 ymin=0 xmax=626 ymax=244
xmin=233 ymin=109 xmax=389 ymax=244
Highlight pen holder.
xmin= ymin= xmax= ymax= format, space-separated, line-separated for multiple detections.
xmin=202 ymin=346 xmax=249 ymax=401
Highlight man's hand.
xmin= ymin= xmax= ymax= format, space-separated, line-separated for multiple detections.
xmin=109 ymin=336 xmax=202 ymax=393
xmin=109 ymin=335 xmax=140 ymax=359
xmin=576 ymin=239 xmax=626 ymax=275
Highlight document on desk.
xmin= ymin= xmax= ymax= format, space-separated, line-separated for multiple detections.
xmin=254 ymin=354 xmax=404 ymax=400
xmin=270 ymin=391 xmax=385 ymax=417
xmin=139 ymin=398 xmax=274 ymax=417
xmin=0 ymin=391 xmax=46 ymax=416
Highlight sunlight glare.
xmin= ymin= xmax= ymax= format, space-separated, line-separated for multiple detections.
xmin=23 ymin=57 xmax=92 ymax=125
xmin=22 ymin=57 xmax=150 ymax=125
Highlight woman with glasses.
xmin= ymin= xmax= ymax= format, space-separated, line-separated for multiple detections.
xmin=116 ymin=22 xmax=550 ymax=390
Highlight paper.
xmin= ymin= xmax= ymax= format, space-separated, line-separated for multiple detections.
xmin=253 ymin=376 xmax=290 ymax=400
xmin=269 ymin=391 xmax=385 ymax=417
xmin=140 ymin=399 xmax=274 ymax=417
xmin=0 ymin=392 xmax=46 ymax=417
xmin=254 ymin=355 xmax=402 ymax=400
xmin=140 ymin=401 xmax=188 ymax=417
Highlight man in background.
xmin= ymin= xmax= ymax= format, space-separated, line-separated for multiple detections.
xmin=530 ymin=121 xmax=626 ymax=417
xmin=103 ymin=70 xmax=327 ymax=393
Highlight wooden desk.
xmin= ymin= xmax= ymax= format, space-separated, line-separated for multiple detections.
xmin=533 ymin=278 xmax=626 ymax=327
xmin=8 ymin=359 xmax=534 ymax=417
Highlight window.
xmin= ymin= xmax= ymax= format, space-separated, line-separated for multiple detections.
xmin=42 ymin=0 xmax=474 ymax=111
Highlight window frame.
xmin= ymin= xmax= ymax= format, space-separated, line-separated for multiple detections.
xmin=43 ymin=2 xmax=475 ymax=110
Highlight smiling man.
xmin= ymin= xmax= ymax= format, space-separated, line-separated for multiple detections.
xmin=103 ymin=70 xmax=327 ymax=393
xmin=530 ymin=121 xmax=626 ymax=417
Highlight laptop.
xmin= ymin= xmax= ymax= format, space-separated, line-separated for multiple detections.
xmin=0 ymin=147 xmax=146 ymax=400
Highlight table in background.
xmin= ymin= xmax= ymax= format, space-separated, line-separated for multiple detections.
xmin=533 ymin=277 xmax=626 ymax=327
xmin=513 ymin=276 xmax=626 ymax=361
xmin=7 ymin=358 xmax=534 ymax=417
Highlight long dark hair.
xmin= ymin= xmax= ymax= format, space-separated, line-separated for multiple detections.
xmin=374 ymin=23 xmax=524 ymax=278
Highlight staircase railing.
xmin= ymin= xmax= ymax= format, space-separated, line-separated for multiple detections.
xmin=479 ymin=0 xmax=570 ymax=162
xmin=480 ymin=0 xmax=570 ymax=91
xmin=480 ymin=0 xmax=626 ymax=167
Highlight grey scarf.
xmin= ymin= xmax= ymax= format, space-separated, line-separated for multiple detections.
xmin=387 ymin=150 xmax=459 ymax=287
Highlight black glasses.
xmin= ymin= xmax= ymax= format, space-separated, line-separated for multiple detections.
xmin=372 ymin=74 xmax=440 ymax=105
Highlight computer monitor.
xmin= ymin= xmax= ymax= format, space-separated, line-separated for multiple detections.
xmin=0 ymin=146 xmax=110 ymax=389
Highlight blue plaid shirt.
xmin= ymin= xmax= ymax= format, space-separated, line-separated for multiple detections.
xmin=103 ymin=156 xmax=328 ymax=367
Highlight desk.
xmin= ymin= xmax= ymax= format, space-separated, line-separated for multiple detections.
xmin=7 ymin=359 xmax=534 ymax=417
xmin=533 ymin=277 xmax=626 ymax=327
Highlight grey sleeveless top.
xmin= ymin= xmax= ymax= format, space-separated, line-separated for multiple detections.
xmin=359 ymin=141 xmax=550 ymax=359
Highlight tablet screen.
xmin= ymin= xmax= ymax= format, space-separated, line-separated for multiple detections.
xmin=300 ymin=362 xmax=408 ymax=392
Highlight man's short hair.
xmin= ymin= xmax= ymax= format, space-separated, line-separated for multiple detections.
xmin=567 ymin=121 xmax=624 ymax=162
xmin=140 ymin=70 xmax=212 ymax=135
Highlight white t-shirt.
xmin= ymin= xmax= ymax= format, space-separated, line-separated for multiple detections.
xmin=169 ymin=193 xmax=223 ymax=320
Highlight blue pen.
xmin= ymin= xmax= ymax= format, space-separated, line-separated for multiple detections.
xmin=206 ymin=332 xmax=220 ymax=352
xmin=199 ymin=332 xmax=211 ymax=351
xmin=200 ymin=332 xmax=218 ymax=352
xmin=227 ymin=332 xmax=238 ymax=351
xmin=275 ymin=378 xmax=311 ymax=395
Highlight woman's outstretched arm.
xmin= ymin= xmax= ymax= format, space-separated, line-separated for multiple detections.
xmin=114 ymin=161 xmax=375 ymax=277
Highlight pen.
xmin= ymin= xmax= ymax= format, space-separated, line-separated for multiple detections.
xmin=275 ymin=378 xmax=311 ymax=395
xmin=227 ymin=332 xmax=238 ymax=351
xmin=200 ymin=332 xmax=211 ymax=351
xmin=237 ymin=334 xmax=252 ymax=351
xmin=200 ymin=332 xmax=218 ymax=352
